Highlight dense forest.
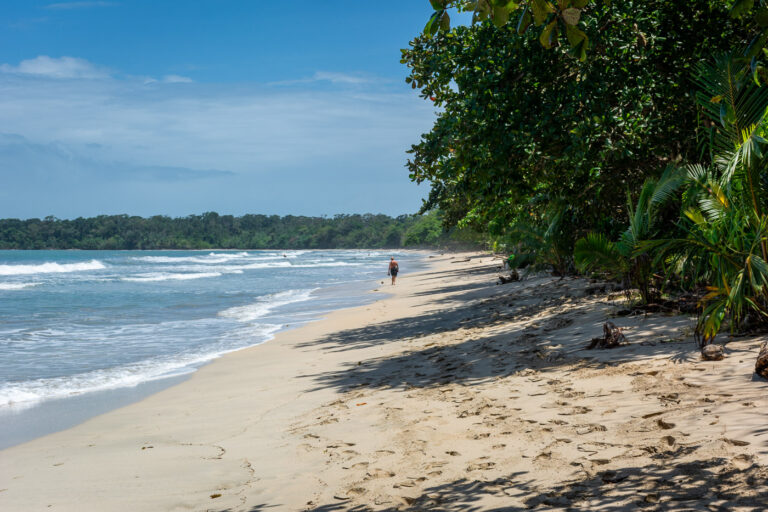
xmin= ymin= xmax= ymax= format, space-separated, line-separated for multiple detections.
xmin=407 ymin=1 xmax=768 ymax=356
xmin=0 ymin=211 xmax=479 ymax=250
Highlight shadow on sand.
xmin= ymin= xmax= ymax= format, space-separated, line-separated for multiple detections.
xmin=303 ymin=457 xmax=768 ymax=511
xmin=299 ymin=274 xmax=698 ymax=395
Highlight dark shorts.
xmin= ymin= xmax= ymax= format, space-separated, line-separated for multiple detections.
xmin=391 ymin=269 xmax=398 ymax=276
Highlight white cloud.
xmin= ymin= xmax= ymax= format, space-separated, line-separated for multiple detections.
xmin=270 ymin=71 xmax=377 ymax=87
xmin=45 ymin=2 xmax=119 ymax=9
xmin=0 ymin=60 xmax=434 ymax=217
xmin=0 ymin=56 xmax=110 ymax=79
xmin=312 ymin=71 xmax=370 ymax=85
xmin=162 ymin=74 xmax=194 ymax=83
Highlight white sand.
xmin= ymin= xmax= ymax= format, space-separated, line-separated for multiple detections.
xmin=1 ymin=254 xmax=767 ymax=511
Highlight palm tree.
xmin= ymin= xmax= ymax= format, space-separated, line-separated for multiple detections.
xmin=649 ymin=52 xmax=768 ymax=346
xmin=574 ymin=165 xmax=684 ymax=304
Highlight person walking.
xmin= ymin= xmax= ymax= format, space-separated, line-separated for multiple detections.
xmin=388 ymin=256 xmax=399 ymax=285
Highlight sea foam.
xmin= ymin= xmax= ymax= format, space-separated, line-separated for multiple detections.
xmin=218 ymin=288 xmax=316 ymax=323
xmin=0 ymin=259 xmax=105 ymax=276
xmin=0 ymin=282 xmax=39 ymax=290
xmin=131 ymin=252 xmax=259 ymax=264
xmin=0 ymin=325 xmax=281 ymax=410
xmin=122 ymin=272 xmax=222 ymax=282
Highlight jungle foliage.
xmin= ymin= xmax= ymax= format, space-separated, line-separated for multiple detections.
xmin=407 ymin=0 xmax=768 ymax=349
xmin=0 ymin=212 xmax=474 ymax=250
xmin=405 ymin=0 xmax=751 ymax=236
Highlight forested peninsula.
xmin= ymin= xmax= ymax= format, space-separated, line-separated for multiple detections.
xmin=0 ymin=211 xmax=474 ymax=250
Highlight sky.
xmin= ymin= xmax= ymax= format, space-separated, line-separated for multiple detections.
xmin=0 ymin=1 xmax=455 ymax=219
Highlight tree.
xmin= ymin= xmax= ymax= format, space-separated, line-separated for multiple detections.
xmin=403 ymin=1 xmax=751 ymax=242
xmin=424 ymin=0 xmax=592 ymax=61
xmin=648 ymin=52 xmax=768 ymax=346
xmin=422 ymin=1 xmax=768 ymax=64
xmin=574 ymin=165 xmax=685 ymax=304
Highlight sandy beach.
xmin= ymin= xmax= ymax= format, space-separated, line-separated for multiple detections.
xmin=1 ymin=253 xmax=767 ymax=511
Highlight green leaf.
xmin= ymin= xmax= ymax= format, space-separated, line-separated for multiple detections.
xmin=730 ymin=0 xmax=754 ymax=18
xmin=746 ymin=29 xmax=768 ymax=58
xmin=561 ymin=7 xmax=580 ymax=25
xmin=565 ymin=24 xmax=588 ymax=60
xmin=493 ymin=5 xmax=510 ymax=27
xmin=572 ymin=0 xmax=589 ymax=7
xmin=429 ymin=0 xmax=444 ymax=9
xmin=473 ymin=0 xmax=491 ymax=22
xmin=440 ymin=11 xmax=451 ymax=31
xmin=424 ymin=11 xmax=442 ymax=36
xmin=756 ymin=7 xmax=768 ymax=27
xmin=539 ymin=19 xmax=557 ymax=49
xmin=517 ymin=6 xmax=532 ymax=34
xmin=565 ymin=23 xmax=586 ymax=46
xmin=531 ymin=0 xmax=554 ymax=26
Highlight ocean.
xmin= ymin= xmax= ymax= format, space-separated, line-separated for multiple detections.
xmin=0 ymin=249 xmax=426 ymax=448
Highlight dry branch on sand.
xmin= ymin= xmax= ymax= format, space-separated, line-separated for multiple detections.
xmin=498 ymin=271 xmax=520 ymax=284
xmin=587 ymin=321 xmax=627 ymax=349
xmin=756 ymin=342 xmax=768 ymax=379
xmin=701 ymin=344 xmax=725 ymax=361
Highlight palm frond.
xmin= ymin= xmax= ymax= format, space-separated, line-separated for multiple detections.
xmin=574 ymin=233 xmax=626 ymax=277
xmin=650 ymin=165 xmax=686 ymax=208
xmin=694 ymin=53 xmax=768 ymax=158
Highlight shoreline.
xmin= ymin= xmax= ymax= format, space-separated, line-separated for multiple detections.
xmin=0 ymin=250 xmax=433 ymax=450
xmin=2 ymin=253 xmax=767 ymax=511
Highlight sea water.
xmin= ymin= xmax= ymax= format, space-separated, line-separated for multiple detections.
xmin=0 ymin=249 xmax=426 ymax=448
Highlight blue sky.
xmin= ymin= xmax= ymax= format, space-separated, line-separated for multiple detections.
xmin=0 ymin=1 xmax=453 ymax=219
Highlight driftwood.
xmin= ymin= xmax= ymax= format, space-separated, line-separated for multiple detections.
xmin=587 ymin=321 xmax=627 ymax=349
xmin=498 ymin=271 xmax=520 ymax=285
xmin=756 ymin=342 xmax=768 ymax=379
xmin=701 ymin=344 xmax=725 ymax=361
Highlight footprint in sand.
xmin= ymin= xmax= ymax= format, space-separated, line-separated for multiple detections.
xmin=576 ymin=424 xmax=607 ymax=435
xmin=466 ymin=461 xmax=496 ymax=471
xmin=559 ymin=406 xmax=592 ymax=416
xmin=723 ymin=438 xmax=750 ymax=447
xmin=345 ymin=487 xmax=367 ymax=498
xmin=343 ymin=462 xmax=369 ymax=470
xmin=660 ymin=435 xmax=676 ymax=448
xmin=732 ymin=454 xmax=753 ymax=469
xmin=366 ymin=468 xmax=395 ymax=479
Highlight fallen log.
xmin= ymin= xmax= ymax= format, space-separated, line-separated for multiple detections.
xmin=756 ymin=342 xmax=768 ymax=380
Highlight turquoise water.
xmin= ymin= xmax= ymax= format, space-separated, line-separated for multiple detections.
xmin=0 ymin=250 xmax=424 ymax=446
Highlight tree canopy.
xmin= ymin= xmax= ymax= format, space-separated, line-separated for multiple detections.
xmin=404 ymin=0 xmax=752 ymax=236
xmin=0 ymin=212 xmax=478 ymax=250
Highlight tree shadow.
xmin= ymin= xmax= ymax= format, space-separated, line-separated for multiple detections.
xmin=306 ymin=457 xmax=768 ymax=511
xmin=300 ymin=277 xmax=699 ymax=393
xmin=296 ymin=276 xmax=576 ymax=355
xmin=211 ymin=504 xmax=280 ymax=512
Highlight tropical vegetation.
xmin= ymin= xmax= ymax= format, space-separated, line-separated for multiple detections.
xmin=406 ymin=0 xmax=768 ymax=354
xmin=0 ymin=211 xmax=478 ymax=250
